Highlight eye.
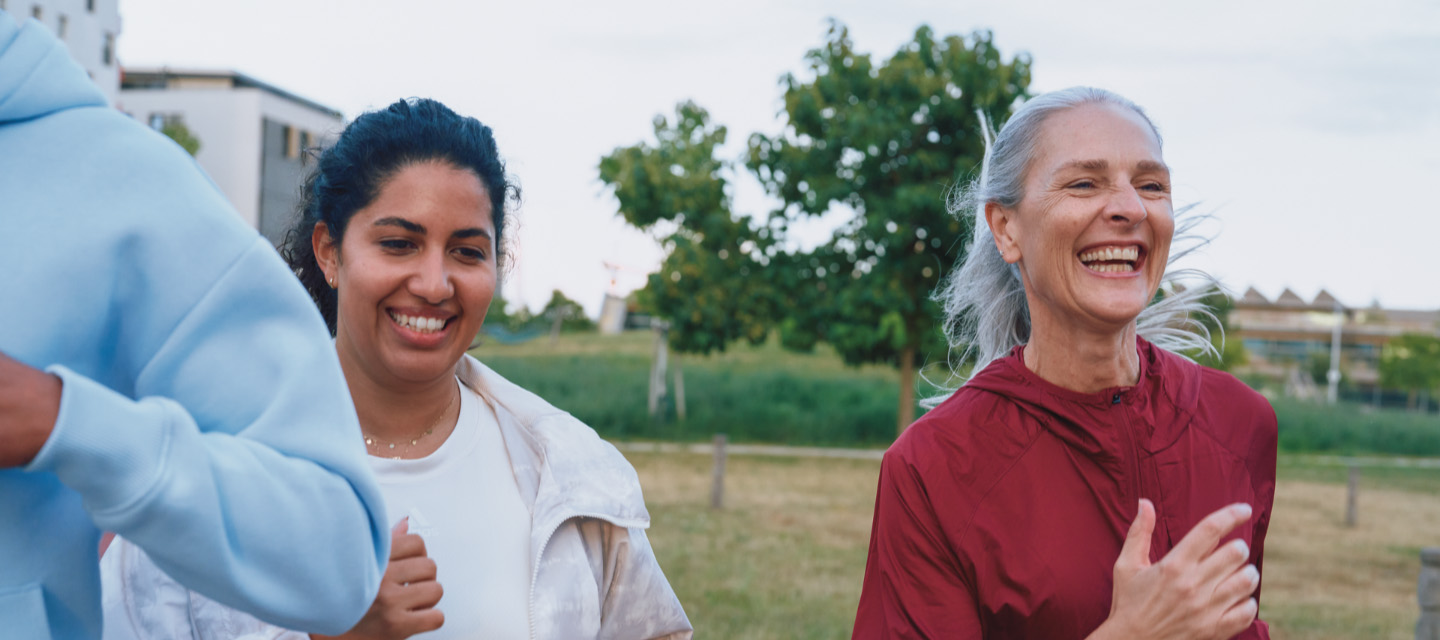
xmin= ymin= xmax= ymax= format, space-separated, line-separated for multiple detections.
xmin=1139 ymin=181 xmax=1169 ymax=193
xmin=1068 ymin=180 xmax=1096 ymax=190
xmin=379 ymin=239 xmax=415 ymax=252
xmin=454 ymin=246 xmax=487 ymax=263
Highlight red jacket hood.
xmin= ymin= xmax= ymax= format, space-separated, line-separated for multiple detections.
xmin=960 ymin=338 xmax=1205 ymax=463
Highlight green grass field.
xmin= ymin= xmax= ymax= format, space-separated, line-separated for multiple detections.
xmin=474 ymin=330 xmax=1440 ymax=456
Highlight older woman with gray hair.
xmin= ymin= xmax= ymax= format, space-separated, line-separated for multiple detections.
xmin=853 ymin=87 xmax=1275 ymax=639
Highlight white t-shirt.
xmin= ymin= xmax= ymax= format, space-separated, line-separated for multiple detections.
xmin=369 ymin=378 xmax=532 ymax=640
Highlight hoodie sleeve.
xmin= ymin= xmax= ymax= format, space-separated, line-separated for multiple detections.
xmin=26 ymin=238 xmax=388 ymax=635
xmin=853 ymin=446 xmax=982 ymax=639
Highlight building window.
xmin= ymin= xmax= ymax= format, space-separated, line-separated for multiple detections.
xmin=87 ymin=0 xmax=96 ymax=12
xmin=102 ymin=32 xmax=114 ymax=66
xmin=283 ymin=125 xmax=301 ymax=160
xmin=31 ymin=5 xmax=41 ymax=20
xmin=57 ymin=14 xmax=68 ymax=39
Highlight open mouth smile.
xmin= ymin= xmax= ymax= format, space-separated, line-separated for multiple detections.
xmin=388 ymin=311 xmax=452 ymax=334
xmin=1078 ymin=245 xmax=1144 ymax=274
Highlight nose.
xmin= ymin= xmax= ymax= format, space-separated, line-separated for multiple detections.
xmin=409 ymin=250 xmax=453 ymax=304
xmin=1105 ymin=183 xmax=1148 ymax=226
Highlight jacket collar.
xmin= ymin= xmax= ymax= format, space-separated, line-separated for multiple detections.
xmin=963 ymin=338 xmax=1203 ymax=458
xmin=453 ymin=354 xmax=651 ymax=535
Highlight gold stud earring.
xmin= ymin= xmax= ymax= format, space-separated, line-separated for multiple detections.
xmin=328 ymin=276 xmax=336 ymax=289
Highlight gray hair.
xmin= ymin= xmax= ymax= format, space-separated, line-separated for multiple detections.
xmin=927 ymin=87 xmax=1221 ymax=404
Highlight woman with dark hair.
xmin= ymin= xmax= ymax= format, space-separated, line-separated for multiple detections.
xmin=852 ymin=87 xmax=1276 ymax=639
xmin=101 ymin=98 xmax=693 ymax=640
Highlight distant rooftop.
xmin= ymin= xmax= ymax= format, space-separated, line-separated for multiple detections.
xmin=120 ymin=68 xmax=343 ymax=120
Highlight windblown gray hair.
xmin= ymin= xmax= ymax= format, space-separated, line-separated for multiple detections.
xmin=925 ymin=87 xmax=1221 ymax=407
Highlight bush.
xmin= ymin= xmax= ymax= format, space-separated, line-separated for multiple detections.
xmin=1272 ymin=398 xmax=1440 ymax=457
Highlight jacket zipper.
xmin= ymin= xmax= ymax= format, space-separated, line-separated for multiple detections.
xmin=527 ymin=511 xmax=650 ymax=640
xmin=1113 ymin=392 xmax=1144 ymax=523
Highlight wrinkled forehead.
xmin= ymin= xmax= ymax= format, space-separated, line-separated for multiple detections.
xmin=1030 ymin=102 xmax=1165 ymax=177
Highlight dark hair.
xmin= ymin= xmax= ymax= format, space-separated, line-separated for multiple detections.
xmin=281 ymin=98 xmax=517 ymax=334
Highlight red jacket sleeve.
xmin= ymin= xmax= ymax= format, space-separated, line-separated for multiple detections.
xmin=1240 ymin=401 xmax=1278 ymax=639
xmin=853 ymin=448 xmax=981 ymax=639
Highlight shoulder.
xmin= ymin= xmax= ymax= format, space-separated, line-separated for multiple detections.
xmin=897 ymin=384 xmax=1041 ymax=463
xmin=6 ymin=102 xmax=252 ymax=242
xmin=885 ymin=384 xmax=1043 ymax=508
xmin=459 ymin=355 xmax=646 ymax=500
xmin=459 ymin=355 xmax=615 ymax=452
xmin=1181 ymin=360 xmax=1277 ymax=460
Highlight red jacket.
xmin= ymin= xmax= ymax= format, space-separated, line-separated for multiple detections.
xmin=853 ymin=339 xmax=1276 ymax=639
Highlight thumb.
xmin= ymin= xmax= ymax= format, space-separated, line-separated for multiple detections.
xmin=392 ymin=516 xmax=409 ymax=536
xmin=1118 ymin=499 xmax=1156 ymax=570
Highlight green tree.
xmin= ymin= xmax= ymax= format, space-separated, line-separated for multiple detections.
xmin=161 ymin=119 xmax=201 ymax=157
xmin=541 ymin=289 xmax=596 ymax=333
xmin=1380 ymin=333 xmax=1440 ymax=411
xmin=598 ymin=101 xmax=775 ymax=354
xmin=747 ymin=23 xmax=1031 ymax=433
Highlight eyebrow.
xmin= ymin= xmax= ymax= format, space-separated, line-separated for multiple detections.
xmin=374 ymin=217 xmax=424 ymax=233
xmin=1058 ymin=159 xmax=1170 ymax=174
xmin=373 ymin=217 xmax=491 ymax=240
xmin=452 ymin=228 xmax=492 ymax=240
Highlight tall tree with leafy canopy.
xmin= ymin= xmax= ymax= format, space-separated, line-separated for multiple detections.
xmin=748 ymin=23 xmax=1031 ymax=432
xmin=598 ymin=101 xmax=775 ymax=354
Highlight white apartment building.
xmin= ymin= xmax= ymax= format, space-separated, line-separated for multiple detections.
xmin=118 ymin=69 xmax=344 ymax=245
xmin=4 ymin=0 xmax=122 ymax=104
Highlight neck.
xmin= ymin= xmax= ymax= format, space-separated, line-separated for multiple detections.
xmin=337 ymin=353 xmax=459 ymax=443
xmin=1023 ymin=303 xmax=1140 ymax=394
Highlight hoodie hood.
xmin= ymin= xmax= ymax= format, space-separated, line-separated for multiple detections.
xmin=963 ymin=337 xmax=1204 ymax=460
xmin=0 ymin=11 xmax=107 ymax=124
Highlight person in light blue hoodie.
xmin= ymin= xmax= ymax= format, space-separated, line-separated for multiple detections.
xmin=0 ymin=10 xmax=389 ymax=639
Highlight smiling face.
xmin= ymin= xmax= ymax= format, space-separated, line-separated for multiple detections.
xmin=986 ymin=101 xmax=1174 ymax=334
xmin=314 ymin=161 xmax=496 ymax=391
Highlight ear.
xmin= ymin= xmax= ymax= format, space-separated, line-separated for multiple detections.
xmin=312 ymin=222 xmax=340 ymax=283
xmin=985 ymin=202 xmax=1023 ymax=264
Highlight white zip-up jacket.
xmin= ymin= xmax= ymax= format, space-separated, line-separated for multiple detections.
xmin=102 ymin=355 xmax=693 ymax=640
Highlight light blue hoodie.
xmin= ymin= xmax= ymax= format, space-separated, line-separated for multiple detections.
xmin=0 ymin=11 xmax=388 ymax=639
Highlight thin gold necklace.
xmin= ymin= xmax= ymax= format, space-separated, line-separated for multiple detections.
xmin=363 ymin=384 xmax=458 ymax=460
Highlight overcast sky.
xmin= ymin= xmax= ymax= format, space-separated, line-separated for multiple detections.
xmin=115 ymin=0 xmax=1440 ymax=313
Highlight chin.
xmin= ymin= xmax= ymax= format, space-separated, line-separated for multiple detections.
xmin=1084 ymin=296 xmax=1150 ymax=328
xmin=382 ymin=349 xmax=463 ymax=384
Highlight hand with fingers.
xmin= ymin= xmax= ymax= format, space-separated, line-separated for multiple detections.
xmin=313 ymin=519 xmax=445 ymax=640
xmin=1089 ymin=500 xmax=1261 ymax=640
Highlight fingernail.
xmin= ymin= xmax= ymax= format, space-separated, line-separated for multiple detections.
xmin=1243 ymin=564 xmax=1259 ymax=585
xmin=1232 ymin=539 xmax=1250 ymax=557
xmin=1232 ymin=503 xmax=1252 ymax=519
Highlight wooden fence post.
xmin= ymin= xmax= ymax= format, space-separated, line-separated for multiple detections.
xmin=710 ymin=433 xmax=727 ymax=510
xmin=673 ymin=361 xmax=687 ymax=421
xmin=647 ymin=321 xmax=669 ymax=417
xmin=1419 ymin=547 xmax=1440 ymax=640
xmin=1345 ymin=465 xmax=1359 ymax=527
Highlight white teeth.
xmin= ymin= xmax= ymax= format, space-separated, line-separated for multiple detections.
xmin=1087 ymin=263 xmax=1136 ymax=273
xmin=1078 ymin=246 xmax=1140 ymax=266
xmin=390 ymin=313 xmax=446 ymax=334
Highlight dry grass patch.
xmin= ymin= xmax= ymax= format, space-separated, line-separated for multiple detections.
xmin=1264 ymin=478 xmax=1440 ymax=639
xmin=627 ymin=451 xmax=1439 ymax=639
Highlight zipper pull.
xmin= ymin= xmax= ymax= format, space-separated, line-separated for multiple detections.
xmin=1112 ymin=392 xmax=1122 ymax=405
